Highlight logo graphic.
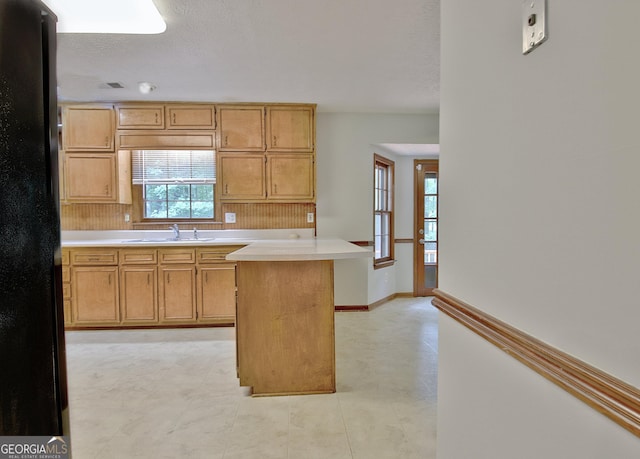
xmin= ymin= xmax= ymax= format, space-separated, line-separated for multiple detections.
xmin=0 ymin=436 xmax=70 ymax=459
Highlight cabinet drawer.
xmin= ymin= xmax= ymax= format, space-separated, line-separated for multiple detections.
xmin=159 ymin=249 xmax=196 ymax=264
xmin=117 ymin=105 xmax=165 ymax=129
xmin=120 ymin=249 xmax=158 ymax=265
xmin=62 ymin=266 xmax=71 ymax=283
xmin=62 ymin=283 xmax=71 ymax=299
xmin=197 ymin=246 xmax=244 ymax=263
xmin=70 ymin=249 xmax=118 ymax=265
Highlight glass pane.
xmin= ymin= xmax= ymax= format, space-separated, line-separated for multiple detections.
xmin=374 ymin=235 xmax=382 ymax=259
xmin=424 ymin=220 xmax=437 ymax=241
xmin=424 ymin=196 xmax=437 ymax=218
xmin=167 ymin=184 xmax=190 ymax=201
xmin=145 ymin=184 xmax=166 ymax=200
xmin=424 ymin=264 xmax=437 ymax=288
xmin=425 ymin=173 xmax=437 ymax=194
xmin=168 ymin=201 xmax=190 ymax=218
xmin=380 ymin=236 xmax=390 ymax=258
xmin=145 ymin=201 xmax=167 ymax=219
xmin=191 ymin=201 xmax=214 ymax=218
xmin=423 ymin=242 xmax=437 ymax=264
xmin=192 ymin=184 xmax=213 ymax=201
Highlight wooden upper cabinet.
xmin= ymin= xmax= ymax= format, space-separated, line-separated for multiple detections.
xmin=63 ymin=105 xmax=115 ymax=151
xmin=116 ymin=105 xmax=165 ymax=129
xmin=266 ymin=153 xmax=314 ymax=201
xmin=218 ymin=106 xmax=265 ymax=151
xmin=218 ymin=153 xmax=266 ymax=200
xmin=266 ymin=106 xmax=314 ymax=152
xmin=167 ymin=105 xmax=216 ymax=129
xmin=64 ymin=153 xmax=117 ymax=202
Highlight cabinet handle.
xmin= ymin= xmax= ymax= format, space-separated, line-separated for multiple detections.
xmin=105 ymin=136 xmax=109 ymax=146
xmin=274 ymin=183 xmax=277 ymax=194
xmin=155 ymin=112 xmax=158 ymax=123
xmin=225 ymin=184 xmax=228 ymax=194
xmin=205 ymin=272 xmax=208 ymax=283
xmin=224 ymin=135 xmax=228 ymax=146
xmin=104 ymin=185 xmax=109 ymax=195
xmin=172 ymin=113 xmax=176 ymax=124
xmin=167 ymin=273 xmax=170 ymax=284
xmin=147 ymin=273 xmax=150 ymax=285
xmin=273 ymin=135 xmax=277 ymax=147
xmin=108 ymin=273 xmax=111 ymax=285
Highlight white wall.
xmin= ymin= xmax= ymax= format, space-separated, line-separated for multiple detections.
xmin=439 ymin=1 xmax=640 ymax=457
xmin=315 ymin=112 xmax=438 ymax=304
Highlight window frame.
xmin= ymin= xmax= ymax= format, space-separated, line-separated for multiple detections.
xmin=373 ymin=154 xmax=395 ymax=269
xmin=130 ymin=148 xmax=220 ymax=224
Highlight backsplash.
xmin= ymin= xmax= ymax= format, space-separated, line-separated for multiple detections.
xmin=60 ymin=202 xmax=316 ymax=231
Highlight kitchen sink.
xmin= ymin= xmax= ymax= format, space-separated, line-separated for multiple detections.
xmin=123 ymin=237 xmax=216 ymax=243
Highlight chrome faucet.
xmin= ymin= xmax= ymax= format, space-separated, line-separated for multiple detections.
xmin=169 ymin=224 xmax=180 ymax=240
xmin=193 ymin=227 xmax=198 ymax=240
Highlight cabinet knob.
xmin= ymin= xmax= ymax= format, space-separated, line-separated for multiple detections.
xmin=224 ymin=135 xmax=228 ymax=146
xmin=172 ymin=113 xmax=176 ymax=124
xmin=273 ymin=135 xmax=277 ymax=147
xmin=155 ymin=112 xmax=158 ymax=123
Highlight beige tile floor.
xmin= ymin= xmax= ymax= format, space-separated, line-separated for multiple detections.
xmin=65 ymin=296 xmax=438 ymax=458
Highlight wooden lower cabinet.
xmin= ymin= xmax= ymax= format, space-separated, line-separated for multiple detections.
xmin=159 ymin=265 xmax=197 ymax=323
xmin=66 ymin=245 xmax=239 ymax=328
xmin=197 ymin=264 xmax=236 ymax=322
xmin=120 ymin=266 xmax=158 ymax=323
xmin=72 ymin=266 xmax=120 ymax=325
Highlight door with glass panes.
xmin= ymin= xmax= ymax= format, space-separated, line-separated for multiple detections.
xmin=414 ymin=160 xmax=438 ymax=296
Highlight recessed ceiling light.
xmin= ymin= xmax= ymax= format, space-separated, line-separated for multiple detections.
xmin=42 ymin=0 xmax=166 ymax=34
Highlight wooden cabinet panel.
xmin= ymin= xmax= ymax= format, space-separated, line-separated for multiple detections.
xmin=117 ymin=105 xmax=165 ymax=129
xmin=120 ymin=266 xmax=158 ymax=323
xmin=218 ymin=106 xmax=265 ymax=151
xmin=158 ymin=249 xmax=196 ymax=264
xmin=266 ymin=106 xmax=314 ymax=152
xmin=198 ymin=264 xmax=236 ymax=322
xmin=72 ymin=266 xmax=119 ymax=325
xmin=266 ymin=153 xmax=314 ymax=201
xmin=63 ymin=105 xmax=115 ymax=151
xmin=120 ymin=249 xmax=157 ymax=265
xmin=70 ymin=248 xmax=118 ymax=265
xmin=219 ymin=153 xmax=266 ymax=200
xmin=159 ymin=265 xmax=197 ymax=322
xmin=65 ymin=153 xmax=117 ymax=202
xmin=116 ymin=130 xmax=216 ymax=149
xmin=167 ymin=105 xmax=216 ymax=129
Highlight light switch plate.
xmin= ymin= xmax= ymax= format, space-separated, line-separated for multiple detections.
xmin=225 ymin=212 xmax=236 ymax=223
xmin=522 ymin=0 xmax=547 ymax=54
xmin=307 ymin=212 xmax=314 ymax=223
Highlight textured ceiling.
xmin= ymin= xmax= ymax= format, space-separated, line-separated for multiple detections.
xmin=55 ymin=0 xmax=440 ymax=113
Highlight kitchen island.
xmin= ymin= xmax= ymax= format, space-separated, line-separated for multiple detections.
xmin=227 ymin=239 xmax=371 ymax=396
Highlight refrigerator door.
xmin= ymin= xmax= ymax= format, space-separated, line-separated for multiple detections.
xmin=0 ymin=0 xmax=68 ymax=435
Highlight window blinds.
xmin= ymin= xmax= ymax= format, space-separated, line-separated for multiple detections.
xmin=132 ymin=150 xmax=215 ymax=184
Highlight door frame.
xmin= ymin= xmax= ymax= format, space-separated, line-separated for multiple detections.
xmin=413 ymin=159 xmax=439 ymax=296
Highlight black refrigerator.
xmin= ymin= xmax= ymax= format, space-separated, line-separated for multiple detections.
xmin=0 ymin=0 xmax=69 ymax=435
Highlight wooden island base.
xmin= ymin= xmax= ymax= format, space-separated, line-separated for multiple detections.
xmin=236 ymin=260 xmax=335 ymax=396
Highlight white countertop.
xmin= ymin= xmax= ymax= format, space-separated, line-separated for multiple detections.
xmin=225 ymin=239 xmax=372 ymax=261
xmin=61 ymin=230 xmax=372 ymax=261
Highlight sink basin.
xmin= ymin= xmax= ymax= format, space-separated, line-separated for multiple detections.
xmin=123 ymin=237 xmax=216 ymax=243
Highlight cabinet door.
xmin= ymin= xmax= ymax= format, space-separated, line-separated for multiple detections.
xmin=72 ymin=267 xmax=119 ymax=325
xmin=120 ymin=266 xmax=158 ymax=323
xmin=197 ymin=264 xmax=236 ymax=322
xmin=116 ymin=105 xmax=165 ymax=129
xmin=167 ymin=105 xmax=216 ymax=129
xmin=65 ymin=153 xmax=117 ymax=202
xmin=266 ymin=153 xmax=314 ymax=201
xmin=266 ymin=106 xmax=314 ymax=152
xmin=159 ymin=265 xmax=197 ymax=322
xmin=219 ymin=153 xmax=266 ymax=200
xmin=63 ymin=105 xmax=115 ymax=151
xmin=218 ymin=106 xmax=265 ymax=151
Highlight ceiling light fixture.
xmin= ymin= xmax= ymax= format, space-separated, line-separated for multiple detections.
xmin=42 ymin=0 xmax=166 ymax=34
xmin=138 ymin=82 xmax=156 ymax=94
